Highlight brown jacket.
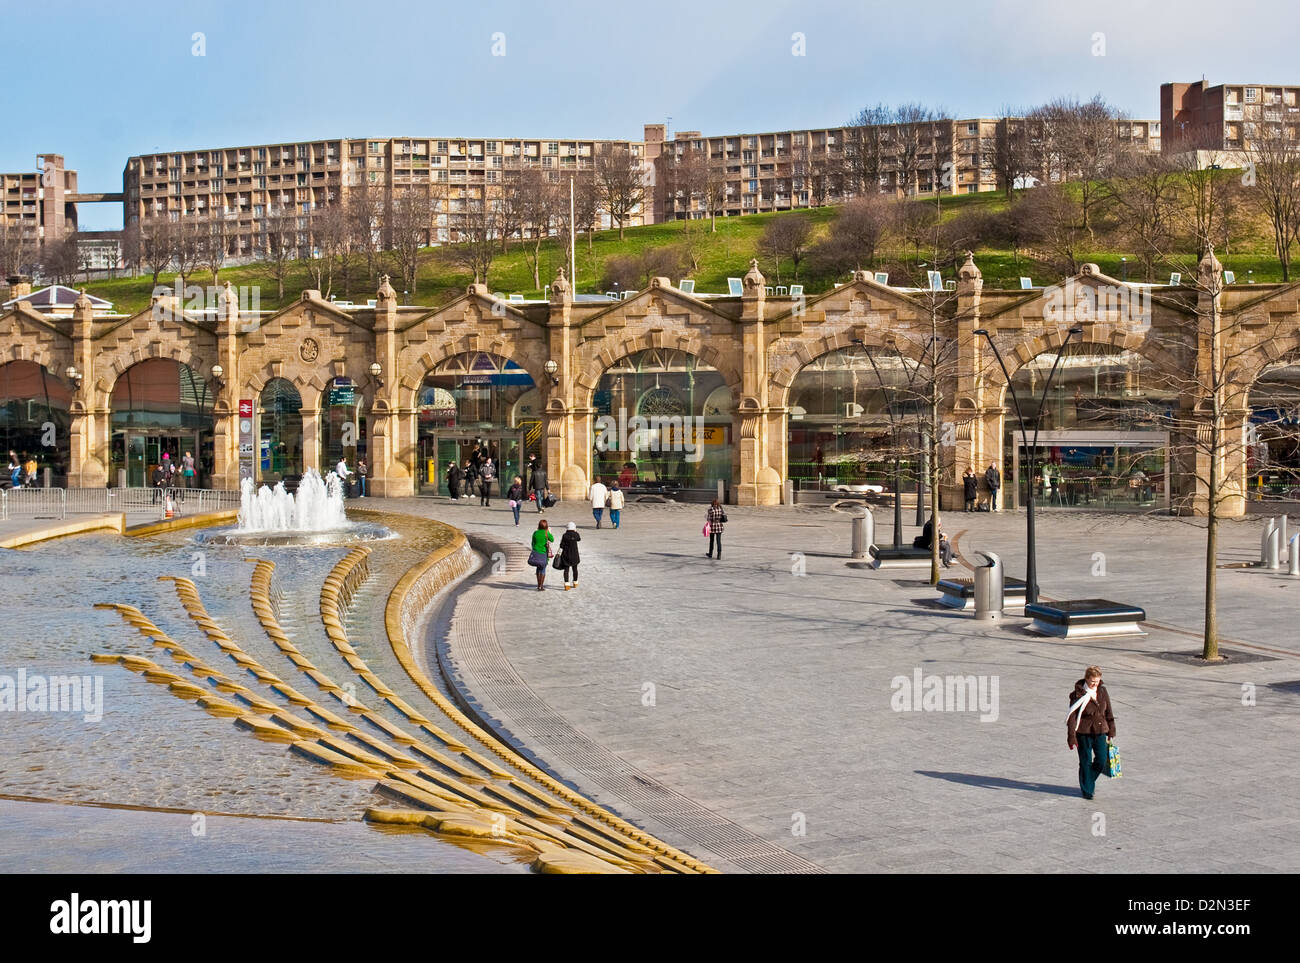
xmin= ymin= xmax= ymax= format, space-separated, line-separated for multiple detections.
xmin=1066 ymin=680 xmax=1116 ymax=740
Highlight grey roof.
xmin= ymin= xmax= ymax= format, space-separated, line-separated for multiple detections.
xmin=2 ymin=284 xmax=113 ymax=310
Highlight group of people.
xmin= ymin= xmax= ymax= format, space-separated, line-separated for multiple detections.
xmin=6 ymin=450 xmax=40 ymax=489
xmin=149 ymin=451 xmax=198 ymax=502
xmin=333 ymin=458 xmax=369 ymax=496
xmin=445 ymin=444 xmax=499 ymax=506
xmin=961 ymin=462 xmax=1003 ymax=512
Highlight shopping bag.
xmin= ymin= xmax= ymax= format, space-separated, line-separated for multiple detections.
xmin=552 ymin=554 xmax=565 ymax=571
xmin=702 ymin=521 xmax=711 ymax=536
xmin=1107 ymin=739 xmax=1122 ymax=779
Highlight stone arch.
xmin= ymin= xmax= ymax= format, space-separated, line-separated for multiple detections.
xmin=574 ymin=331 xmax=740 ymax=403
xmin=396 ymin=338 xmax=543 ymax=410
xmin=984 ymin=328 xmax=1188 ymax=393
xmin=95 ymin=341 xmax=214 ymax=408
xmin=244 ymin=369 xmax=325 ymax=411
xmin=769 ymin=331 xmax=930 ymax=411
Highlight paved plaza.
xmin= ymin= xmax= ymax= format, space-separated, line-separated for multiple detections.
xmin=379 ymin=495 xmax=1300 ymax=873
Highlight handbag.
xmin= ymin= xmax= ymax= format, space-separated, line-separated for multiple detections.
xmin=1107 ymin=739 xmax=1122 ymax=778
xmin=702 ymin=521 xmax=711 ymax=536
xmin=720 ymin=512 xmax=729 ymax=523
xmin=526 ymin=549 xmax=547 ymax=567
xmin=552 ymin=554 xmax=565 ymax=570
xmin=508 ymin=499 xmax=518 ymax=508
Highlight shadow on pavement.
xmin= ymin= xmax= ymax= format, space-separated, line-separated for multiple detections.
xmin=915 ymin=770 xmax=1077 ymax=796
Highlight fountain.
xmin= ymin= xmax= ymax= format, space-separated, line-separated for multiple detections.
xmin=200 ymin=468 xmax=393 ymax=545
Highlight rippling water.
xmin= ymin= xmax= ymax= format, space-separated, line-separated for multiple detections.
xmin=0 ymin=513 xmax=510 ymax=873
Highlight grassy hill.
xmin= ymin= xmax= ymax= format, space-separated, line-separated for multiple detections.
xmin=71 ymin=189 xmax=1291 ymax=316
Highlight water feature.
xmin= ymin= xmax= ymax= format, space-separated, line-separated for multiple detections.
xmin=201 ymin=469 xmax=392 ymax=546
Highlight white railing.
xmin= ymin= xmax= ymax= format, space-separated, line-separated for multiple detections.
xmin=1 ymin=487 xmax=241 ymax=522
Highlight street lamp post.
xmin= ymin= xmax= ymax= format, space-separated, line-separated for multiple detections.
xmin=1121 ymin=257 xmax=1128 ymax=282
xmin=974 ymin=326 xmax=1083 ymax=605
xmin=855 ymin=339 xmax=904 ymax=549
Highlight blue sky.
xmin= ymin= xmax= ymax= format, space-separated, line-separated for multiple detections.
xmin=4 ymin=0 xmax=1295 ymax=229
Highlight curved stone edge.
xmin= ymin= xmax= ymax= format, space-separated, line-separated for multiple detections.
xmin=126 ymin=509 xmax=239 ymax=538
xmin=381 ymin=518 xmax=718 ymax=874
xmin=0 ymin=512 xmax=126 ymax=549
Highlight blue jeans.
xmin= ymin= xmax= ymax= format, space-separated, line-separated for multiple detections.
xmin=592 ymin=508 xmax=604 ymax=525
xmin=511 ymin=501 xmax=521 ymax=525
xmin=1075 ymin=732 xmax=1109 ymax=798
xmin=610 ymin=509 xmax=621 ymax=528
xmin=359 ymin=477 xmax=367 ymax=496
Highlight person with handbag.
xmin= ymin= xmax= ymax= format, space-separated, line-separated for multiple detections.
xmin=506 ymin=476 xmax=525 ymax=526
xmin=528 ymin=519 xmax=554 ymax=591
xmin=556 ymin=521 xmax=581 ymax=590
xmin=705 ymin=498 xmax=727 ymax=559
xmin=479 ymin=458 xmax=496 ymax=507
xmin=588 ymin=477 xmax=609 ymax=528
xmin=528 ymin=458 xmax=548 ymax=513
xmin=1066 ymin=665 xmax=1117 ymax=800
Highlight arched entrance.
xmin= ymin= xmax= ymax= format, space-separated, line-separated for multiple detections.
xmin=259 ymin=378 xmax=303 ymax=486
xmin=416 ymin=352 xmax=538 ymax=494
xmin=1007 ymin=343 xmax=1177 ymax=510
xmin=109 ymin=358 xmax=215 ymax=487
xmin=591 ymin=348 xmax=733 ymax=490
xmin=1247 ymin=359 xmax=1300 ymax=501
xmin=786 ymin=347 xmax=915 ymax=493
xmin=0 ymin=361 xmax=72 ymax=485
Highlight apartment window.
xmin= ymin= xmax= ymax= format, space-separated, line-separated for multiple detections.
xmin=369 ymin=141 xmax=382 ymax=152
xmin=436 ymin=141 xmax=448 ymax=153
xmin=1245 ymin=88 xmax=1259 ymax=104
xmin=748 ymin=180 xmax=758 ymax=192
xmin=368 ymin=172 xmax=378 ymax=183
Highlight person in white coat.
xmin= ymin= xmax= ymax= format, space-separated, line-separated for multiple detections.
xmin=588 ymin=477 xmax=609 ymax=528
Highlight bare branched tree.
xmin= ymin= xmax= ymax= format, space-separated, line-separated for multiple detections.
xmin=593 ymin=144 xmax=646 ymax=239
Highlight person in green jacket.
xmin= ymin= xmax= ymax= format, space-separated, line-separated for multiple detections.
xmin=529 ymin=519 xmax=554 ymax=591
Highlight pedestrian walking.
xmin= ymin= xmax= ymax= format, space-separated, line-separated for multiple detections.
xmin=23 ymin=452 xmax=38 ymax=488
xmin=7 ymin=450 xmax=20 ymax=488
xmin=1066 ymin=666 xmax=1117 ymax=800
xmin=705 ymin=498 xmax=726 ymax=559
xmin=479 ymin=457 xmax=496 ymax=506
xmin=151 ymin=461 xmax=168 ymax=504
xmin=985 ymin=462 xmax=1001 ymax=511
xmin=528 ymin=458 xmax=548 ymax=513
xmin=963 ymin=468 xmax=978 ymax=512
xmin=528 ymin=519 xmax=554 ymax=591
xmin=558 ymin=521 xmax=581 ymax=589
xmin=506 ymin=476 xmax=525 ymax=526
xmin=588 ymin=477 xmax=609 ymax=528
xmin=182 ymin=450 xmax=196 ymax=491
xmin=461 ymin=460 xmax=477 ymax=500
xmin=357 ymin=458 xmax=369 ymax=497
xmin=608 ymin=481 xmax=625 ymax=529
xmin=447 ymin=461 xmax=461 ymax=500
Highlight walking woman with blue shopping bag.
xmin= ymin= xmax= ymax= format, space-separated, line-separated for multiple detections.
xmin=1066 ymin=665 xmax=1119 ymax=799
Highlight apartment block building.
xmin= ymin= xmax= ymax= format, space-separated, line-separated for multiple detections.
xmin=1 ymin=154 xmax=77 ymax=246
xmin=1162 ymin=79 xmax=1300 ymax=152
xmin=123 ymin=135 xmax=649 ymax=258
xmin=653 ymin=116 xmax=1161 ymax=221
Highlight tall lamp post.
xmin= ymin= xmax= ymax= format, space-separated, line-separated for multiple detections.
xmin=974 ymin=325 xmax=1082 ymax=604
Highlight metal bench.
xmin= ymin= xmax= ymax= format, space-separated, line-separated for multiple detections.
xmin=1023 ymin=599 xmax=1147 ymax=639
xmin=869 ymin=545 xmax=933 ymax=569
xmin=936 ymin=577 xmax=1034 ymax=615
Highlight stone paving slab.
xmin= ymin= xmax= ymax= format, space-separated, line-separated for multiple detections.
xmin=375 ymin=496 xmax=1300 ymax=873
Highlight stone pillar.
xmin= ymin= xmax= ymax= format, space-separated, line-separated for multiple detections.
xmin=68 ymin=290 xmax=106 ymax=487
xmin=370 ymin=275 xmax=410 ymax=495
xmin=301 ymin=408 xmax=321 ymax=475
xmin=946 ymin=252 xmax=985 ymax=509
xmin=546 ymin=268 xmax=586 ymax=499
xmin=735 ymin=259 xmax=779 ymax=505
xmin=211 ymin=281 xmax=241 ymax=489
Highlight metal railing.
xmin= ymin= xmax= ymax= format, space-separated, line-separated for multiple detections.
xmin=1 ymin=487 xmax=241 ymax=522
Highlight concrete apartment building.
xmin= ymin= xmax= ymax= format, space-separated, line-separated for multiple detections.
xmin=1 ymin=154 xmax=78 ymax=248
xmin=122 ymin=135 xmax=649 ymax=259
xmin=651 ymin=116 xmax=1162 ymax=222
xmin=1162 ymin=79 xmax=1300 ymax=158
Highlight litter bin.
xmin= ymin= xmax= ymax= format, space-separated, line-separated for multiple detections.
xmin=972 ymin=550 xmax=1004 ymax=621
xmin=850 ymin=508 xmax=874 ymax=559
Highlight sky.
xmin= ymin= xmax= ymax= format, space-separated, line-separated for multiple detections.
xmin=3 ymin=0 xmax=1296 ymax=229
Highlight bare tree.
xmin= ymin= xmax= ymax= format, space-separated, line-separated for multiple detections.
xmin=758 ymin=213 xmax=813 ymax=283
xmin=450 ymin=196 xmax=499 ymax=284
xmin=513 ymin=166 xmax=560 ymax=289
xmin=1103 ymin=151 xmax=1180 ymax=280
xmin=891 ymin=104 xmax=952 ymax=198
xmin=1246 ymin=124 xmax=1300 ymax=281
xmin=262 ymin=207 xmax=299 ymax=300
xmin=199 ymin=215 xmax=227 ymax=284
xmin=842 ymin=104 xmax=891 ymax=198
xmin=345 ymin=183 xmax=384 ymax=285
xmin=0 ymin=217 xmax=36 ymax=278
xmin=388 ymin=184 xmax=440 ymax=296
xmin=986 ymin=111 xmax=1035 ymax=198
xmin=138 ymin=217 xmax=177 ymax=288
xmin=1029 ymin=96 xmax=1121 ymax=232
xmin=1017 ymin=184 xmax=1085 ymax=275
xmin=119 ymin=220 xmax=142 ymax=277
xmin=42 ymin=235 xmax=80 ymax=285
xmin=171 ymin=217 xmax=204 ymax=292
xmin=810 ymin=196 xmax=893 ymax=275
xmin=593 ymin=144 xmax=646 ymax=239
xmin=572 ymin=169 xmax=601 ymax=252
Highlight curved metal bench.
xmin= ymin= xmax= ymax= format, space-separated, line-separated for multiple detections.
xmin=1024 ymin=599 xmax=1147 ymax=639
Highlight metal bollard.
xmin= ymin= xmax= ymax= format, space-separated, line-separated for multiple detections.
xmin=972 ymin=550 xmax=1004 ymax=621
xmin=1262 ymin=518 xmax=1278 ymax=565
xmin=1281 ymin=515 xmax=1290 ymax=562
xmin=1265 ymin=527 xmax=1281 ymax=570
xmin=783 ymin=479 xmax=795 ymax=506
xmin=1290 ymin=535 xmax=1299 ymax=577
xmin=850 ymin=508 xmax=874 ymax=559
